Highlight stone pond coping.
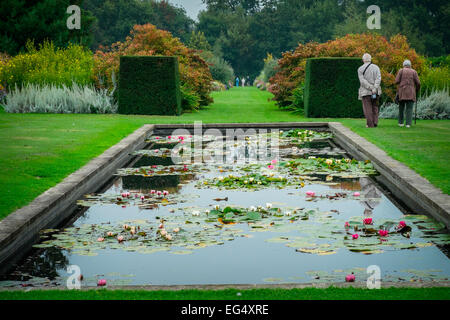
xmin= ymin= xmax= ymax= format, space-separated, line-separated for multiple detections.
xmin=0 ymin=121 xmax=448 ymax=275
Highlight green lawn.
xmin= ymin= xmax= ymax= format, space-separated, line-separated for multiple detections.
xmin=1 ymin=287 xmax=449 ymax=300
xmin=0 ymin=87 xmax=449 ymax=220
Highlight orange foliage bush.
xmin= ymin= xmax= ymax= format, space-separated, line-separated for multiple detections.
xmin=270 ymin=33 xmax=425 ymax=107
xmin=94 ymin=24 xmax=213 ymax=108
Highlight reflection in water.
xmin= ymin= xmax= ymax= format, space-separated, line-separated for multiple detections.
xmin=1 ymin=247 xmax=68 ymax=281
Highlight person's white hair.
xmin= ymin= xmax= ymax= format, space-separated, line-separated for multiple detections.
xmin=362 ymin=53 xmax=372 ymax=63
xmin=403 ymin=59 xmax=412 ymax=67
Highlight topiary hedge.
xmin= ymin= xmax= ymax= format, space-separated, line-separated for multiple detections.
xmin=304 ymin=57 xmax=363 ymax=118
xmin=118 ymin=56 xmax=181 ymax=115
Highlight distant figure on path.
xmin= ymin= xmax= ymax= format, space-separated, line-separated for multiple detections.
xmin=358 ymin=53 xmax=382 ymax=128
xmin=235 ymin=76 xmax=240 ymax=87
xmin=395 ymin=60 xmax=421 ymax=128
xmin=242 ymin=77 xmax=246 ymax=87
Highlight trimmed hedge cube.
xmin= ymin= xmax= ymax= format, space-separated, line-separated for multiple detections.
xmin=118 ymin=56 xmax=182 ymax=115
xmin=304 ymin=57 xmax=363 ymax=118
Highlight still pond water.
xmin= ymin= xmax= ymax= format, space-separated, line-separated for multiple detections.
xmin=1 ymin=129 xmax=449 ymax=287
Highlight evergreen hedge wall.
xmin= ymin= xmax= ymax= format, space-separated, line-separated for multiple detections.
xmin=118 ymin=56 xmax=182 ymax=115
xmin=304 ymin=57 xmax=363 ymax=118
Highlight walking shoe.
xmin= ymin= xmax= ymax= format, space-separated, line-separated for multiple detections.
xmin=398 ymin=124 xmax=404 ymax=127
xmin=406 ymin=125 xmax=410 ymax=128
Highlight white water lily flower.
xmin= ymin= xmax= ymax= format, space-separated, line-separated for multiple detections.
xmin=325 ymin=159 xmax=333 ymax=165
xmin=249 ymin=177 xmax=254 ymax=182
xmin=205 ymin=209 xmax=210 ymax=214
xmin=192 ymin=210 xmax=200 ymax=216
xmin=250 ymin=206 xmax=256 ymax=211
xmin=266 ymin=203 xmax=272 ymax=209
xmin=285 ymin=211 xmax=292 ymax=216
xmin=308 ymin=156 xmax=316 ymax=159
xmin=244 ymin=180 xmax=248 ymax=184
xmin=214 ymin=205 xmax=220 ymax=210
xmin=257 ymin=181 xmax=262 ymax=185
xmin=218 ymin=176 xmax=224 ymax=181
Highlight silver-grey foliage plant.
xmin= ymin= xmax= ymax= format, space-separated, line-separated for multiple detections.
xmin=4 ymin=83 xmax=117 ymax=114
xmin=379 ymin=89 xmax=450 ymax=120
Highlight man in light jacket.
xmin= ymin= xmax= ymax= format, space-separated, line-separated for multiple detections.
xmin=358 ymin=53 xmax=382 ymax=128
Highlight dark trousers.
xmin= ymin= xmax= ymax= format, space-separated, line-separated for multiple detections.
xmin=399 ymin=100 xmax=414 ymax=126
xmin=362 ymin=96 xmax=379 ymax=128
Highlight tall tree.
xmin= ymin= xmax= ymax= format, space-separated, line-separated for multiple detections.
xmin=0 ymin=0 xmax=94 ymax=55
xmin=84 ymin=0 xmax=194 ymax=50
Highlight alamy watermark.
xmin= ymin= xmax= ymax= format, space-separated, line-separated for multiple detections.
xmin=66 ymin=265 xmax=82 ymax=289
xmin=168 ymin=121 xmax=280 ymax=165
xmin=367 ymin=5 xmax=381 ymax=30
xmin=367 ymin=265 xmax=381 ymax=289
xmin=66 ymin=5 xmax=81 ymax=30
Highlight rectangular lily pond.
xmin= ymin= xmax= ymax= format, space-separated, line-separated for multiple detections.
xmin=1 ymin=128 xmax=449 ymax=287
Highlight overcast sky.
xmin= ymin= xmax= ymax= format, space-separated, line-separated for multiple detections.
xmin=167 ymin=0 xmax=206 ymax=21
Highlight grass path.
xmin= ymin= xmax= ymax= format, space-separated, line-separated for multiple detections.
xmin=0 ymin=87 xmax=449 ymax=220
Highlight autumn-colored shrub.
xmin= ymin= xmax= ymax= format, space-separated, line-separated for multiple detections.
xmin=94 ymin=24 xmax=213 ymax=110
xmin=270 ymin=33 xmax=425 ymax=108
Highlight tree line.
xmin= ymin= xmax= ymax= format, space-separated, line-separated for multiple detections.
xmin=1 ymin=0 xmax=448 ymax=80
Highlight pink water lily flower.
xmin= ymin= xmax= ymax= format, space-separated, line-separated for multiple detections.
xmin=363 ymin=218 xmax=373 ymax=225
xmin=344 ymin=222 xmax=350 ymax=228
xmin=267 ymin=165 xmax=274 ymax=169
xmin=271 ymin=159 xmax=277 ymax=164
xmin=163 ymin=190 xmax=169 ymax=196
xmin=97 ymin=279 xmax=107 ymax=286
xmin=352 ymin=234 xmax=359 ymax=239
xmin=306 ymin=191 xmax=315 ymax=197
xmin=398 ymin=221 xmax=406 ymax=228
xmin=140 ymin=195 xmax=145 ymax=200
xmin=151 ymin=190 xmax=156 ymax=194
xmin=117 ymin=236 xmax=124 ymax=242
xmin=173 ymin=227 xmax=180 ymax=233
xmin=353 ymin=192 xmax=361 ymax=197
xmin=97 ymin=237 xmax=104 ymax=242
xmin=156 ymin=191 xmax=162 ymax=196
xmin=345 ymin=274 xmax=355 ymax=282
xmin=378 ymin=230 xmax=388 ymax=237
xmin=107 ymin=232 xmax=114 ymax=237
xmin=160 ymin=229 xmax=167 ymax=236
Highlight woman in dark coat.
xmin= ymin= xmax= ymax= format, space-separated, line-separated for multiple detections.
xmin=395 ymin=60 xmax=421 ymax=128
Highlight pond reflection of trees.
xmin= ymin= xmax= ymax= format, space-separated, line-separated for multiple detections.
xmin=3 ymin=246 xmax=68 ymax=281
